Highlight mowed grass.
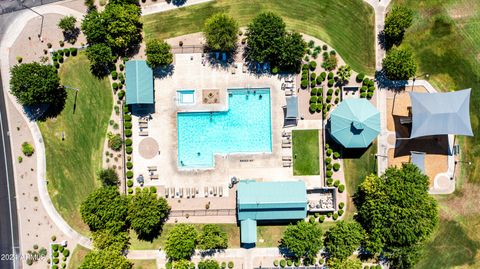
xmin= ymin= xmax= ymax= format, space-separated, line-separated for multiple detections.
xmin=39 ymin=53 xmax=112 ymax=234
xmin=390 ymin=1 xmax=480 ymax=267
xmin=142 ymin=0 xmax=375 ymax=75
xmin=67 ymin=245 xmax=90 ymax=269
xmin=292 ymin=129 xmax=320 ymax=175
xmin=132 ymin=260 xmax=158 ymax=269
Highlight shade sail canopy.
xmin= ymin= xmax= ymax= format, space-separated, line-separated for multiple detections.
xmin=286 ymin=96 xmax=298 ymax=119
xmin=330 ymin=98 xmax=380 ymax=148
xmin=410 ymin=89 xmax=473 ymax=138
xmin=126 ymin=60 xmax=154 ymax=105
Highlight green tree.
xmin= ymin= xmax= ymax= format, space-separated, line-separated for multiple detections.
xmin=128 ymin=189 xmax=170 ymax=238
xmin=81 ymin=4 xmax=142 ymax=53
xmin=165 ymin=224 xmax=198 ymax=260
xmin=384 ymin=6 xmax=414 ymax=47
xmin=324 ymin=221 xmax=365 ymax=261
xmin=197 ymin=224 xmax=228 ymax=250
xmin=279 ymin=221 xmax=323 ymax=261
xmin=80 ymin=187 xmax=129 ymax=233
xmin=92 ymin=229 xmax=130 ymax=252
xmin=10 ymin=62 xmax=63 ymax=106
xmin=326 ymin=258 xmax=362 ymax=269
xmin=58 ymin=16 xmax=77 ymax=35
xmin=277 ymin=32 xmax=306 ymax=71
xmin=203 ymin=13 xmax=239 ymax=52
xmin=21 ymin=142 xmax=35 ymax=156
xmin=336 ymin=65 xmax=352 ymax=84
xmin=98 ymin=168 xmax=119 ymax=186
xmin=86 ymin=44 xmax=116 ymax=76
xmin=173 ymin=260 xmax=193 ymax=269
xmin=145 ymin=39 xmax=173 ymax=68
xmin=382 ymin=47 xmax=417 ymax=80
xmin=354 ymin=164 xmax=438 ymax=264
xmin=198 ymin=259 xmax=220 ymax=269
xmin=246 ymin=12 xmax=286 ymax=64
xmin=79 ymin=249 xmax=132 ymax=269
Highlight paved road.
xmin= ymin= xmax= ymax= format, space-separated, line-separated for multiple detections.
xmin=0 ymin=70 xmax=20 ymax=269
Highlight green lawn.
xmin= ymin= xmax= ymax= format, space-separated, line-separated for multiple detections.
xmin=142 ymin=0 xmax=375 ymax=75
xmin=390 ymin=1 xmax=480 ymax=268
xmin=132 ymin=260 xmax=158 ymax=269
xmin=67 ymin=245 xmax=91 ymax=269
xmin=292 ymin=129 xmax=320 ymax=176
xmin=39 ymin=53 xmax=113 ymax=234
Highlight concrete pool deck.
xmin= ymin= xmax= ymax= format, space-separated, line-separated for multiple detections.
xmin=129 ymin=53 xmax=324 ymax=209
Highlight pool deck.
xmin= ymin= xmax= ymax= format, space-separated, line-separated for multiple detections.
xmin=130 ymin=53 xmax=324 ymax=216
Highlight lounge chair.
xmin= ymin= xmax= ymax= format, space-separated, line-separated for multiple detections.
xmin=282 ymin=139 xmax=291 ymax=144
xmin=150 ymin=174 xmax=159 ymax=180
xmin=148 ymin=166 xmax=157 ymax=171
xmin=282 ymin=143 xmax=292 ymax=148
xmin=164 ymin=188 xmax=169 ymax=198
xmin=282 ymin=156 xmax=292 ymax=161
xmin=400 ymin=117 xmax=412 ymax=124
xmin=139 ymin=131 xmax=148 ymax=136
xmin=186 ymin=188 xmax=191 ymax=199
xmin=284 ymin=77 xmax=294 ymax=83
xmin=139 ymin=122 xmax=148 ymax=128
xmin=243 ymin=63 xmax=247 ymax=73
xmin=219 ymin=186 xmax=223 ymax=197
xmin=191 ymin=187 xmax=196 ymax=198
xmin=204 ymin=187 xmax=209 ymax=197
xmin=285 ymin=90 xmax=293 ymax=96
xmin=138 ymin=118 xmax=148 ymax=124
xmin=282 ymin=130 xmax=292 ymax=137
xmin=283 ymin=161 xmax=292 ymax=167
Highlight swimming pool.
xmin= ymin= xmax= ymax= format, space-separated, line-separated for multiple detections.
xmin=177 ymin=88 xmax=272 ymax=168
xmin=177 ymin=90 xmax=195 ymax=105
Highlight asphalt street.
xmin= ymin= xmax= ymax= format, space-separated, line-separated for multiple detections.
xmin=0 ymin=70 xmax=20 ymax=269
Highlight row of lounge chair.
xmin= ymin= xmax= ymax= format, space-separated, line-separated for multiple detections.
xmin=139 ymin=116 xmax=149 ymax=136
xmin=147 ymin=166 xmax=159 ymax=180
xmin=164 ymin=186 xmax=224 ymax=199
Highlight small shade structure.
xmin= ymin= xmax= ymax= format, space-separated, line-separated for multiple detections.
xmin=286 ymin=96 xmax=299 ymax=119
xmin=410 ymin=151 xmax=426 ymax=173
xmin=409 ymin=89 xmax=473 ymax=138
xmin=126 ymin=60 xmax=154 ymax=105
xmin=237 ymin=180 xmax=307 ymax=245
xmin=330 ymin=99 xmax=380 ymax=148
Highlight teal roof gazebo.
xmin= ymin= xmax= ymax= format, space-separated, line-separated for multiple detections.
xmin=330 ymin=98 xmax=380 ymax=148
xmin=126 ymin=60 xmax=154 ymax=105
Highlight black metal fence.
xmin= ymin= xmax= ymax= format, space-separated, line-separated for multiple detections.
xmin=170 ymin=209 xmax=236 ymax=217
xmin=171 ymin=45 xmax=205 ymax=54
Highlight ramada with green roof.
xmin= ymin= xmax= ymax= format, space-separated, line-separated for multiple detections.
xmin=237 ymin=180 xmax=307 ymax=245
xmin=126 ymin=60 xmax=154 ymax=105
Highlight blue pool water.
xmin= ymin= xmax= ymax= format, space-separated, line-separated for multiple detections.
xmin=177 ymin=89 xmax=272 ymax=168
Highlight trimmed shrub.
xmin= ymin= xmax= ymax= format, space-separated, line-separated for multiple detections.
xmin=327 ymin=212 xmax=333 ymax=217
xmin=124 ymin=122 xmax=132 ymax=129
xmin=363 ymin=78 xmax=370 ymax=85
xmin=338 ymin=184 xmax=345 ymax=193
xmin=125 ymin=138 xmax=132 ymax=146
xmin=326 ymin=171 xmax=333 ymax=177
xmin=328 ymin=72 xmax=334 ymax=79
xmin=327 ymin=88 xmax=334 ymax=96
xmin=58 ymin=245 xmax=64 ymax=252
xmin=326 ymin=164 xmax=333 ymax=171
xmin=334 ymin=97 xmax=339 ymax=104
xmin=356 ymin=73 xmax=365 ymax=82
xmin=338 ymin=209 xmax=344 ymax=216
xmin=150 ymin=186 xmax=157 ymax=193
xmin=62 ymin=249 xmax=70 ymax=257
xmin=302 ymin=64 xmax=309 ymax=70
xmin=58 ymin=50 xmax=65 ymax=56
xmin=287 ymin=260 xmax=293 ymax=266
xmin=333 ymin=163 xmax=340 ymax=171
xmin=360 ymin=86 xmax=367 ymax=93
xmin=53 ymin=251 xmax=59 ymax=257
xmin=319 ymin=215 xmax=325 ymax=223
xmin=273 ymin=260 xmax=279 ymax=267
xmin=326 ymin=96 xmax=332 ymax=103
xmin=128 ymin=188 xmax=134 ymax=194
xmin=309 ymin=216 xmax=315 ymax=224
xmin=126 ymin=146 xmax=133 ymax=154
xmin=228 ymin=261 xmax=234 ymax=268
xmin=70 ymin=48 xmax=77 ymax=56
xmin=376 ymin=265 xmax=382 ymax=269
xmin=330 ymin=50 xmax=336 ymax=55
xmin=119 ymin=64 xmax=125 ymax=71
xmin=367 ymin=92 xmax=374 ymax=99
xmin=127 ymin=179 xmax=133 ymax=187
xmin=360 ymin=92 xmax=367 ymax=98
xmin=335 ymin=89 xmax=340 ymax=96
xmin=51 ymin=265 xmax=57 ymax=269
xmin=22 ymin=142 xmax=34 ymax=156
xmin=316 ymin=103 xmax=323 ymax=112
xmin=332 ymin=213 xmax=339 ymax=220
xmin=328 ymin=79 xmax=334 ymax=87
xmin=301 ymin=80 xmax=308 ymax=89
xmin=339 ymin=202 xmax=345 ymax=209
xmin=54 ymin=62 xmax=60 ymax=69
xmin=53 ymin=258 xmax=59 ymax=264
xmin=294 ymin=260 xmax=301 ymax=267
xmin=118 ymin=90 xmax=125 ymax=100
xmin=334 ymin=180 xmax=340 ymax=187
xmin=309 ymin=61 xmax=317 ymax=71
xmin=316 ymin=76 xmax=323 ymax=85
xmin=311 ymin=88 xmax=318 ymax=95
xmin=310 ymin=80 xmax=316 ymax=88
xmin=322 ymin=44 xmax=328 ymax=50
xmin=320 ymin=71 xmax=327 ymax=80
xmin=325 ymin=157 xmax=332 ymax=164
xmin=327 ymin=178 xmax=333 ymax=186
xmin=310 ymin=72 xmax=316 ymax=80
xmin=368 ymin=86 xmax=375 ymax=93
xmin=64 ymin=50 xmax=70 ymax=57
xmin=125 ymin=129 xmax=132 ymax=137
xmin=280 ymin=259 xmax=286 ymax=268
xmin=126 ymin=162 xmax=133 ymax=169
xmin=124 ymin=114 xmax=132 ymax=121
xmin=309 ymin=103 xmax=316 ymax=113
xmin=111 ymin=71 xmax=118 ymax=80
xmin=52 ymin=244 xmax=58 ymax=251
xmin=126 ymin=171 xmax=133 ymax=179
xmin=166 ymin=262 xmax=173 ymax=269
xmin=310 ymin=96 xmax=318 ymax=103
xmin=326 ymin=148 xmax=333 ymax=156
xmin=112 ymin=82 xmax=118 ymax=90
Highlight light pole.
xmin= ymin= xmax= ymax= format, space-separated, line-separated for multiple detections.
xmin=411 ymin=73 xmax=430 ymax=91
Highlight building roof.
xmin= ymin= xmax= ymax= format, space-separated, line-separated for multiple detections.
xmin=411 ymin=151 xmax=426 ymax=173
xmin=330 ymin=98 xmax=380 ymax=148
xmin=126 ymin=60 xmax=154 ymax=105
xmin=240 ymin=219 xmax=257 ymax=244
xmin=286 ymin=96 xmax=298 ymax=119
xmin=409 ymin=89 xmax=473 ymax=138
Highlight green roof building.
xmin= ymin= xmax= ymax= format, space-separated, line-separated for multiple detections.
xmin=237 ymin=180 xmax=307 ymax=245
xmin=126 ymin=60 xmax=154 ymax=105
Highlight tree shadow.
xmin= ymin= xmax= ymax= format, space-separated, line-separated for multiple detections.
xmin=25 ymin=87 xmax=68 ymax=121
xmin=63 ymin=28 xmax=80 ymax=44
xmin=171 ymin=0 xmax=187 ymax=6
xmin=199 ymin=249 xmax=226 ymax=258
xmin=153 ymin=65 xmax=174 ymax=79
xmin=375 ymin=70 xmax=408 ymax=91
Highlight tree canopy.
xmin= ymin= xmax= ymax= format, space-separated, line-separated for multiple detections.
xmin=203 ymin=13 xmax=239 ymax=52
xmin=354 ymin=163 xmax=438 ymax=267
xmin=58 ymin=16 xmax=77 ymax=34
xmin=86 ymin=43 xmax=116 ymax=76
xmin=279 ymin=221 xmax=323 ymax=261
xmin=98 ymin=168 xmax=119 ymax=186
xmin=92 ymin=229 xmax=130 ymax=253
xmin=198 ymin=259 xmax=220 ymax=269
xmin=81 ymin=4 xmax=142 ymax=54
xmin=165 ymin=224 xmax=198 ymax=260
xmin=127 ymin=188 xmax=170 ymax=238
xmin=384 ymin=6 xmax=414 ymax=47
xmin=145 ymin=39 xmax=173 ymax=68
xmin=326 ymin=258 xmax=363 ymax=269
xmin=324 ymin=221 xmax=365 ymax=261
xmin=277 ymin=32 xmax=307 ymax=71
xmin=246 ymin=12 xmax=286 ymax=64
xmin=10 ymin=62 xmax=64 ymax=106
xmin=80 ymin=186 xmax=129 ymax=233
xmin=197 ymin=224 xmax=228 ymax=250
xmin=382 ymin=47 xmax=417 ymax=80
xmin=79 ymin=249 xmax=132 ymax=269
